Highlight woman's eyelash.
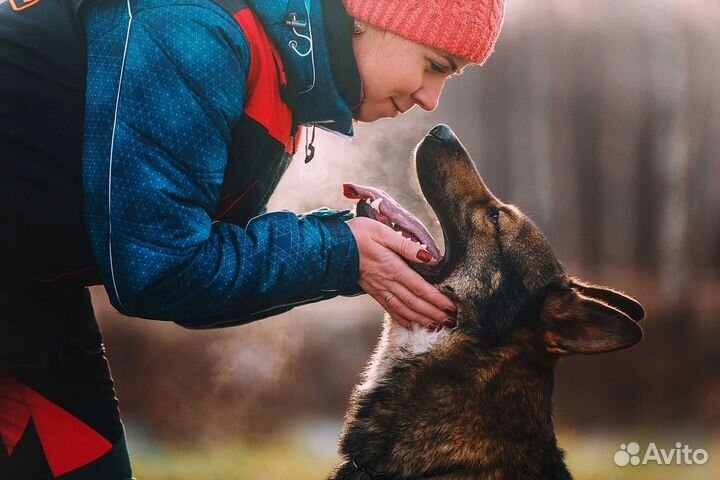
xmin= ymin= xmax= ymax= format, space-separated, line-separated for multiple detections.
xmin=429 ymin=61 xmax=449 ymax=74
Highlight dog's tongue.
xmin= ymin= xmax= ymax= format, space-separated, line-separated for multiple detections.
xmin=343 ymin=183 xmax=443 ymax=261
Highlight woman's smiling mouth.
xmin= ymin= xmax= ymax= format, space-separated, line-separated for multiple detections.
xmin=391 ymin=98 xmax=405 ymax=115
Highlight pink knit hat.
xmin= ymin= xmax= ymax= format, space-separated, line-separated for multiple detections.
xmin=343 ymin=0 xmax=505 ymax=65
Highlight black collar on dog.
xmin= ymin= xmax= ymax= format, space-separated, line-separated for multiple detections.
xmin=350 ymin=459 xmax=462 ymax=479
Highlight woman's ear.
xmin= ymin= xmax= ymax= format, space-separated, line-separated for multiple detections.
xmin=541 ymin=287 xmax=643 ymax=355
xmin=569 ymin=278 xmax=645 ymax=322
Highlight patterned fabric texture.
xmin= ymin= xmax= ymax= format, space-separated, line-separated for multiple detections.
xmin=83 ymin=0 xmax=360 ymax=327
xmin=343 ymin=0 xmax=505 ymax=65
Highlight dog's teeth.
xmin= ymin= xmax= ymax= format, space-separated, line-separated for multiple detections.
xmin=370 ymin=198 xmax=384 ymax=211
xmin=395 ymin=230 xmax=402 ymax=235
xmin=420 ymin=244 xmax=427 ymax=249
xmin=365 ymin=198 xmax=372 ymax=204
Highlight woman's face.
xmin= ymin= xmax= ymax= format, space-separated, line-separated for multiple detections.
xmin=351 ymin=25 xmax=471 ymax=122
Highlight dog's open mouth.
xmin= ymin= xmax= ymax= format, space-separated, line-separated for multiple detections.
xmin=343 ymin=183 xmax=444 ymax=264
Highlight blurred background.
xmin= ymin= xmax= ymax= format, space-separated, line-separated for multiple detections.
xmin=93 ymin=0 xmax=720 ymax=478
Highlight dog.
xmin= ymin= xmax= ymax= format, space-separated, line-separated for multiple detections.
xmin=332 ymin=124 xmax=645 ymax=479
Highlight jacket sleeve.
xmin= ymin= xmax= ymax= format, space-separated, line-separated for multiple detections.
xmin=82 ymin=1 xmax=361 ymax=328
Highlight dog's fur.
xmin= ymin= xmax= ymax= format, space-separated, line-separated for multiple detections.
xmin=330 ymin=125 xmax=645 ymax=480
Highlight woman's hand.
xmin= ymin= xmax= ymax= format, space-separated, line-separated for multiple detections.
xmin=347 ymin=217 xmax=457 ymax=330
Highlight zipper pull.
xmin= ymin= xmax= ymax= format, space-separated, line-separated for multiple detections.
xmin=285 ymin=12 xmax=307 ymax=29
xmin=304 ymin=125 xmax=316 ymax=163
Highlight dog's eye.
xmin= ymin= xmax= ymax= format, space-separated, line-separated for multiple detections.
xmin=487 ymin=207 xmax=500 ymax=226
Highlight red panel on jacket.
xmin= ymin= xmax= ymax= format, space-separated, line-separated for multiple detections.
xmin=234 ymin=9 xmax=295 ymax=149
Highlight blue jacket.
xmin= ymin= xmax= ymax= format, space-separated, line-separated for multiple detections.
xmin=82 ymin=0 xmax=362 ymax=327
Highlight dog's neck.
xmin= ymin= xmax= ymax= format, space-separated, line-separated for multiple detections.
xmin=333 ymin=321 xmax=572 ymax=480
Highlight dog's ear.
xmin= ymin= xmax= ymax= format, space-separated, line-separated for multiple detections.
xmin=569 ymin=278 xmax=645 ymax=322
xmin=541 ymin=287 xmax=643 ymax=355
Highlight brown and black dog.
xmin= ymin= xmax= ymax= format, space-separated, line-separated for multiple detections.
xmin=333 ymin=124 xmax=645 ymax=479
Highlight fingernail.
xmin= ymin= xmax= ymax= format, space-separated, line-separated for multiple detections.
xmin=428 ymin=322 xmax=441 ymax=332
xmin=343 ymin=184 xmax=361 ymax=199
xmin=443 ymin=318 xmax=457 ymax=328
xmin=417 ymin=250 xmax=434 ymax=263
xmin=445 ymin=306 xmax=458 ymax=315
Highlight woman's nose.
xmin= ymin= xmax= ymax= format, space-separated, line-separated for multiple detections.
xmin=413 ymin=78 xmax=446 ymax=112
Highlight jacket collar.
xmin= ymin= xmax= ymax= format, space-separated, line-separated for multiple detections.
xmin=246 ymin=0 xmax=361 ymax=138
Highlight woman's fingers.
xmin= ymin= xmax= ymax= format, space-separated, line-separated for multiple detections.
xmin=369 ymin=289 xmax=440 ymax=331
xmin=388 ymin=282 xmax=456 ymax=329
xmin=348 ymin=217 xmax=458 ymax=330
xmin=377 ymin=224 xmax=438 ymax=265
xmin=393 ymin=263 xmax=457 ymax=317
xmin=383 ymin=307 xmax=412 ymax=330
xmin=363 ymin=277 xmax=451 ymax=331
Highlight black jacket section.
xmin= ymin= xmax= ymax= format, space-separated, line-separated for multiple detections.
xmin=0 ymin=0 xmax=97 ymax=288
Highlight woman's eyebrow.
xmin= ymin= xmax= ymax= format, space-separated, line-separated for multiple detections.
xmin=440 ymin=54 xmax=467 ymax=76
xmin=442 ymin=55 xmax=459 ymax=72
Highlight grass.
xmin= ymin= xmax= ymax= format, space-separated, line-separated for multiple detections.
xmin=129 ymin=437 xmax=337 ymax=480
xmin=128 ymin=428 xmax=718 ymax=479
xmin=561 ymin=429 xmax=718 ymax=480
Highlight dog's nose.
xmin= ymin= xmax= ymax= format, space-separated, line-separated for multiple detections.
xmin=428 ymin=124 xmax=454 ymax=142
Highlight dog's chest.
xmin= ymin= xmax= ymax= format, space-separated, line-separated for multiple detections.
xmin=358 ymin=317 xmax=448 ymax=392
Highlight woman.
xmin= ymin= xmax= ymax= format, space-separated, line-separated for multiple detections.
xmin=0 ymin=0 xmax=505 ymax=477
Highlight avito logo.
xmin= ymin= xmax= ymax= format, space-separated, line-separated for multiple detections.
xmin=614 ymin=442 xmax=709 ymax=467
